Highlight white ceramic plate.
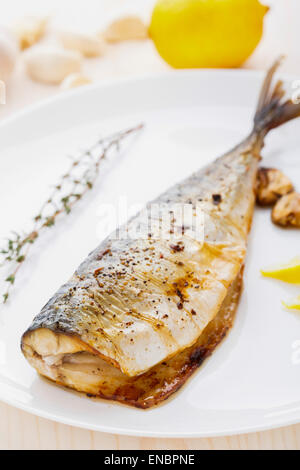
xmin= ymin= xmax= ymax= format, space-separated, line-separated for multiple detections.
xmin=0 ymin=70 xmax=300 ymax=438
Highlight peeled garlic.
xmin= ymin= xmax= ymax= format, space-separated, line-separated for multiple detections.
xmin=61 ymin=73 xmax=91 ymax=90
xmin=13 ymin=16 xmax=48 ymax=50
xmin=103 ymin=16 xmax=148 ymax=43
xmin=60 ymin=31 xmax=105 ymax=58
xmin=24 ymin=47 xmax=81 ymax=85
xmin=0 ymin=29 xmax=18 ymax=81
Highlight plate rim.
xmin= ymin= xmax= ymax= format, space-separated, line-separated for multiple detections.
xmin=0 ymin=68 xmax=269 ymax=131
xmin=1 ymin=387 xmax=300 ymax=438
xmin=1 ymin=68 xmax=300 ymax=438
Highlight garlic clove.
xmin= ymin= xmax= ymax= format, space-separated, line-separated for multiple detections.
xmin=0 ymin=29 xmax=18 ymax=82
xmin=103 ymin=16 xmax=148 ymax=43
xmin=12 ymin=16 xmax=48 ymax=50
xmin=60 ymin=31 xmax=105 ymax=58
xmin=61 ymin=73 xmax=92 ymax=90
xmin=24 ymin=46 xmax=82 ymax=85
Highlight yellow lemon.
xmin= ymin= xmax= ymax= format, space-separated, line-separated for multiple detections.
xmin=283 ymin=296 xmax=300 ymax=312
xmin=149 ymin=0 xmax=269 ymax=68
xmin=261 ymin=257 xmax=300 ymax=284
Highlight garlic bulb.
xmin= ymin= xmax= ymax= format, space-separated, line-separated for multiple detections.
xmin=103 ymin=16 xmax=148 ymax=43
xmin=13 ymin=16 xmax=48 ymax=50
xmin=61 ymin=73 xmax=91 ymax=90
xmin=60 ymin=31 xmax=105 ymax=58
xmin=24 ymin=47 xmax=82 ymax=85
xmin=0 ymin=29 xmax=18 ymax=81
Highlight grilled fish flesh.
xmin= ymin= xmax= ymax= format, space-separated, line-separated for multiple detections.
xmin=22 ymin=60 xmax=300 ymax=408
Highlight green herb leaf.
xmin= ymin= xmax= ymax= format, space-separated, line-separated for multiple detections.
xmin=45 ymin=217 xmax=55 ymax=227
xmin=0 ymin=124 xmax=143 ymax=303
xmin=6 ymin=275 xmax=15 ymax=284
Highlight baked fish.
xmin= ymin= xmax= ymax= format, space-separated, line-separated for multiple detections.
xmin=21 ymin=60 xmax=300 ymax=408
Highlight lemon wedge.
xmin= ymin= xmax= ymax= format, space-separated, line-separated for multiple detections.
xmin=282 ymin=296 xmax=300 ymax=311
xmin=261 ymin=257 xmax=300 ymax=284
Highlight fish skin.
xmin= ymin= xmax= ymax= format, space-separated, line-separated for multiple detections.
xmin=22 ymin=270 xmax=243 ymax=409
xmin=22 ymin=133 xmax=258 ymax=377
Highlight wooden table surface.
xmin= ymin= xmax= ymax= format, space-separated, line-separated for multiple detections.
xmin=1 ymin=0 xmax=300 ymax=450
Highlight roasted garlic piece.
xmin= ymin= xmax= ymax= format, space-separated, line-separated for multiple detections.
xmin=272 ymin=192 xmax=300 ymax=228
xmin=256 ymin=167 xmax=294 ymax=206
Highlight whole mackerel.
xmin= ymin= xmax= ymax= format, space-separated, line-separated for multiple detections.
xmin=22 ymin=60 xmax=300 ymax=408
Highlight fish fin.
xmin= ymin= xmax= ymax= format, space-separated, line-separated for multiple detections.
xmin=254 ymin=56 xmax=300 ymax=135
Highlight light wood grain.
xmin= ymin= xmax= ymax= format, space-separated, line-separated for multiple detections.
xmin=1 ymin=401 xmax=300 ymax=450
xmin=1 ymin=0 xmax=300 ymax=450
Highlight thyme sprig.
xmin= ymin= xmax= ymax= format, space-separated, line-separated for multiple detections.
xmin=0 ymin=124 xmax=143 ymax=304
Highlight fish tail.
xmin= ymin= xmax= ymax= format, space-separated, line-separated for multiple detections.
xmin=253 ymin=56 xmax=300 ymax=136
